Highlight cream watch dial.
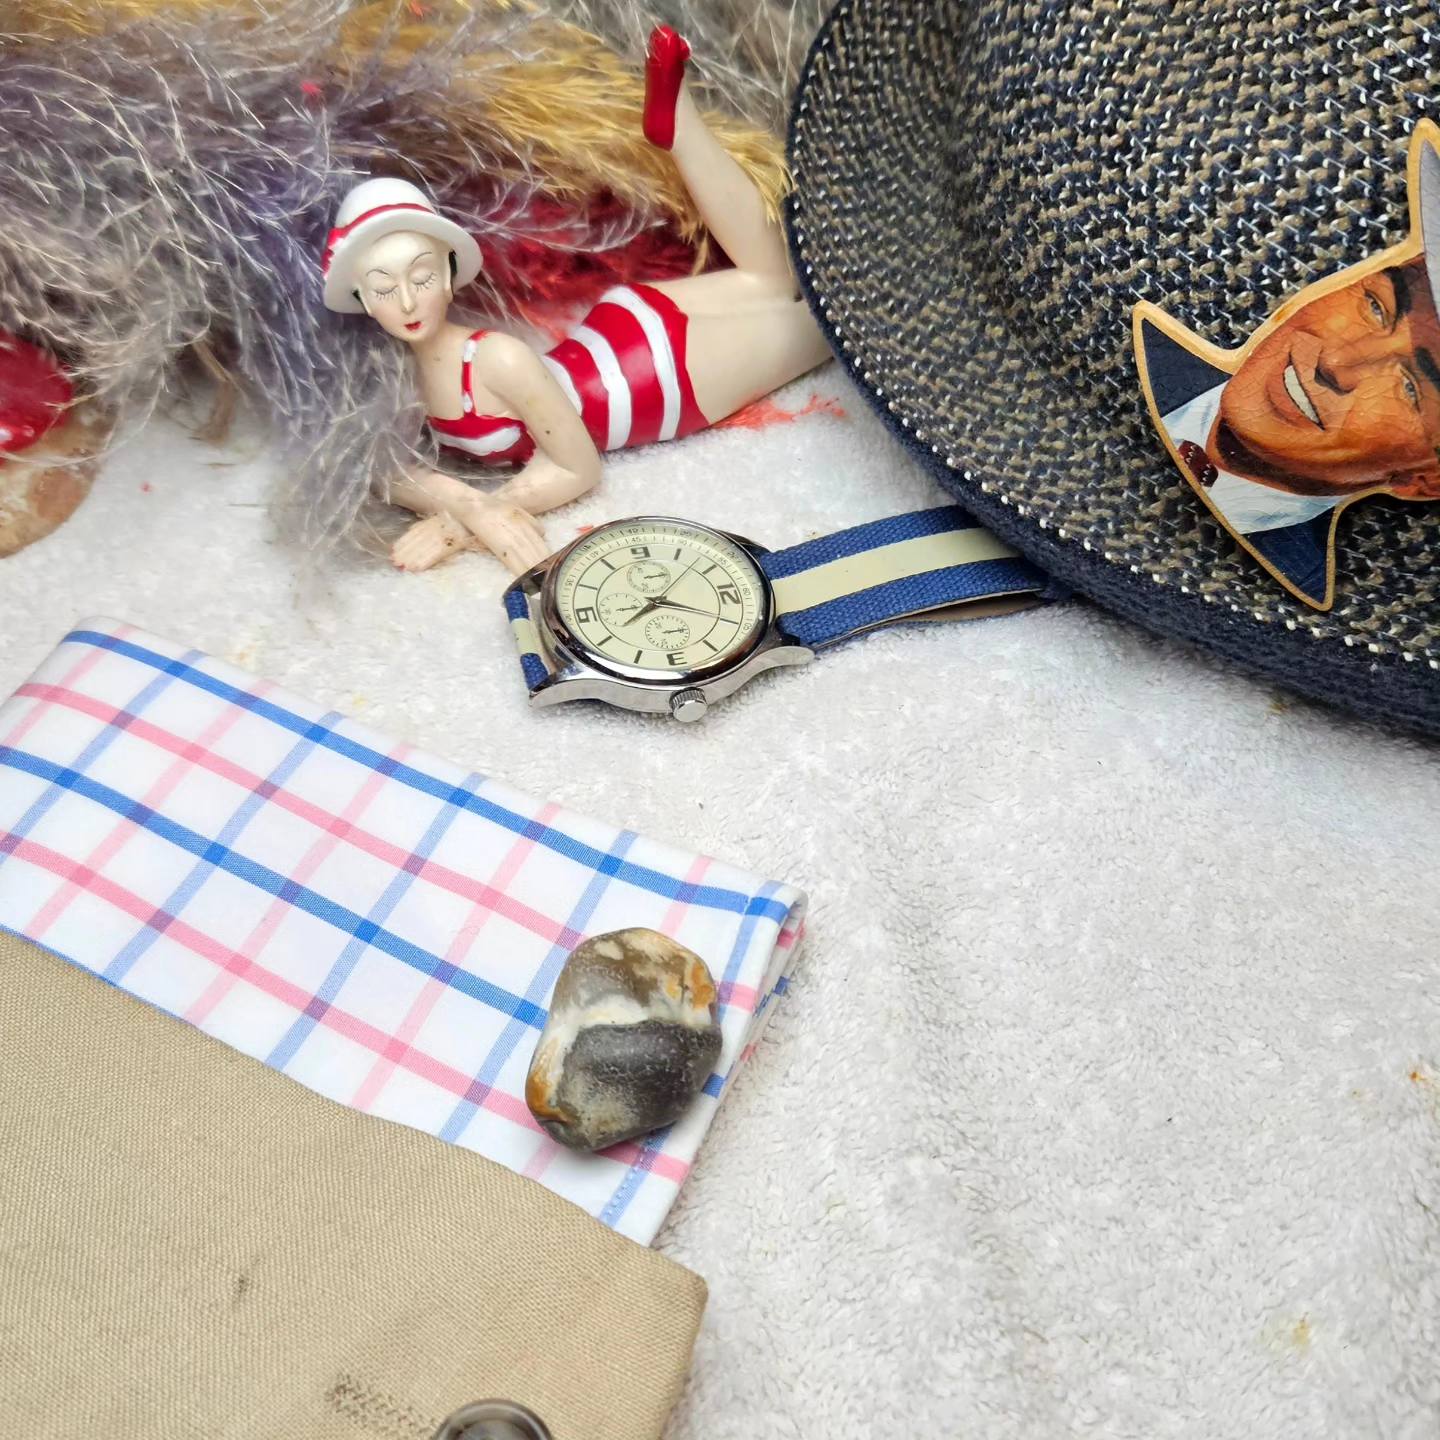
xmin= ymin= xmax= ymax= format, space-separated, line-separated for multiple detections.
xmin=549 ymin=519 xmax=768 ymax=678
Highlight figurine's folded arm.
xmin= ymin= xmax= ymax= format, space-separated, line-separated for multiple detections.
xmin=384 ymin=335 xmax=605 ymax=576
xmin=474 ymin=334 xmax=603 ymax=515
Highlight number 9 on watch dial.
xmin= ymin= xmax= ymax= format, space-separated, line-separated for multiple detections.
xmin=546 ymin=518 xmax=770 ymax=680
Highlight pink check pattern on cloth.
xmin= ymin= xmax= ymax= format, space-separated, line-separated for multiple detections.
xmin=0 ymin=619 xmax=805 ymax=1244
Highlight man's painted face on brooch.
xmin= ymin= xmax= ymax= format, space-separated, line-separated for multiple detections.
xmin=1216 ymin=256 xmax=1440 ymax=499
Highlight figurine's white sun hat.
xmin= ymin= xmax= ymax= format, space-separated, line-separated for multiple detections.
xmin=321 ymin=177 xmax=482 ymax=313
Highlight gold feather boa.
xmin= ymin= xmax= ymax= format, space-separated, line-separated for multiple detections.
xmin=13 ymin=0 xmax=790 ymax=253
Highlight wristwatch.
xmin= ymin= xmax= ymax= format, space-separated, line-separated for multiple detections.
xmin=502 ymin=506 xmax=1047 ymax=720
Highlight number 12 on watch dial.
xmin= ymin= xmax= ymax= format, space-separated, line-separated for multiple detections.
xmin=548 ymin=520 xmax=768 ymax=678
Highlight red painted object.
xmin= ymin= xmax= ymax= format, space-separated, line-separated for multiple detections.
xmin=429 ymin=283 xmax=708 ymax=465
xmin=0 ymin=332 xmax=72 ymax=455
xmin=477 ymin=191 xmax=706 ymax=317
xmin=714 ymin=392 xmax=849 ymax=432
xmin=642 ymin=25 xmax=691 ymax=151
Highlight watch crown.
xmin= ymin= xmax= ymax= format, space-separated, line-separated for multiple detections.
xmin=669 ymin=688 xmax=708 ymax=723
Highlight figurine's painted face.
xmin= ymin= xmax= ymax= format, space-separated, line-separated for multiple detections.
xmin=1217 ymin=257 xmax=1440 ymax=496
xmin=356 ymin=230 xmax=452 ymax=345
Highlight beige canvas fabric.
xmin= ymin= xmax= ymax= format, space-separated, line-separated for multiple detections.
xmin=0 ymin=933 xmax=706 ymax=1440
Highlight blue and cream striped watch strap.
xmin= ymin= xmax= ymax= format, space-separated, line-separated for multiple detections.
xmin=502 ymin=506 xmax=1046 ymax=696
xmin=763 ymin=506 xmax=1043 ymax=647
xmin=503 ymin=585 xmax=550 ymax=693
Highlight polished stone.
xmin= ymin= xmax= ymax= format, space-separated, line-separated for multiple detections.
xmin=526 ymin=928 xmax=723 ymax=1152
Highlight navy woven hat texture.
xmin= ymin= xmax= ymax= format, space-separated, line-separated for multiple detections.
xmin=786 ymin=0 xmax=1440 ymax=735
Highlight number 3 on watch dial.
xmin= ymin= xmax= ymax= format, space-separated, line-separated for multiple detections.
xmin=546 ymin=519 xmax=769 ymax=678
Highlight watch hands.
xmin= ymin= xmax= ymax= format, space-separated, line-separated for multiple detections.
xmin=622 ymin=597 xmax=662 ymax=627
xmin=623 ymin=595 xmax=712 ymax=625
xmin=622 ymin=558 xmax=706 ymax=626
xmin=653 ymin=599 xmax=713 ymax=619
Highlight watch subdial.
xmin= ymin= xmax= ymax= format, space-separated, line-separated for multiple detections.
xmin=644 ymin=615 xmax=692 ymax=650
xmin=598 ymin=591 xmax=647 ymax=628
xmin=627 ymin=561 xmax=671 ymax=595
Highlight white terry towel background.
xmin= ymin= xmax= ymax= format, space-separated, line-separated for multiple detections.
xmin=0 ymin=362 xmax=1436 ymax=1439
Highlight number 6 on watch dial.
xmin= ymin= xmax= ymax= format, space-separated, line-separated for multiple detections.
xmin=548 ymin=519 xmax=769 ymax=678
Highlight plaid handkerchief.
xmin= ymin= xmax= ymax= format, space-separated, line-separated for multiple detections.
xmin=0 ymin=619 xmax=805 ymax=1243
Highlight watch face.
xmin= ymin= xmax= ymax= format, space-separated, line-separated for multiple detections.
xmin=546 ymin=518 xmax=770 ymax=680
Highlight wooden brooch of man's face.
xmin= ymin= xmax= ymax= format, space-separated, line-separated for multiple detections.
xmin=1134 ymin=120 xmax=1440 ymax=610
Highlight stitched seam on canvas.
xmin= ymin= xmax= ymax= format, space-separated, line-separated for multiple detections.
xmin=325 ymin=1375 xmax=436 ymax=1440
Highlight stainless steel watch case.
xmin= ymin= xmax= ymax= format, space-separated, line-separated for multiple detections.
xmin=513 ymin=517 xmax=813 ymax=720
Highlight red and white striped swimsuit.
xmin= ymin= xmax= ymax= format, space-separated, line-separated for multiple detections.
xmin=427 ymin=283 xmax=709 ymax=466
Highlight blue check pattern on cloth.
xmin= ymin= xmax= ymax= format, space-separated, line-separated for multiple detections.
xmin=0 ymin=619 xmax=806 ymax=1244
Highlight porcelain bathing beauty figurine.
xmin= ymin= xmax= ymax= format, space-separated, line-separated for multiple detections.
xmin=322 ymin=26 xmax=830 ymax=575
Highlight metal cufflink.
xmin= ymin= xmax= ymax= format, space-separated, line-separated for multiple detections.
xmin=431 ymin=1399 xmax=552 ymax=1440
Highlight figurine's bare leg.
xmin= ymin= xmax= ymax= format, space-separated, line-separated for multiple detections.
xmin=671 ymin=88 xmax=794 ymax=285
xmin=642 ymin=75 xmax=831 ymax=419
xmin=677 ymin=298 xmax=831 ymax=422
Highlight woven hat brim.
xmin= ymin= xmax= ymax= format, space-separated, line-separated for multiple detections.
xmin=785 ymin=0 xmax=1440 ymax=737
xmin=322 ymin=213 xmax=482 ymax=314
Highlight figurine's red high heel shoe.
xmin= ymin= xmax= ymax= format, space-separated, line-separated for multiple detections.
xmin=643 ymin=25 xmax=691 ymax=151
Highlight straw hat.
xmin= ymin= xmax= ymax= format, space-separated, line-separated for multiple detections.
xmin=786 ymin=0 xmax=1440 ymax=735
xmin=321 ymin=177 xmax=481 ymax=314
